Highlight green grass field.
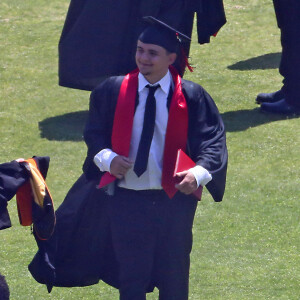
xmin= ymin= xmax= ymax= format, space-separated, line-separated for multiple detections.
xmin=0 ymin=0 xmax=299 ymax=299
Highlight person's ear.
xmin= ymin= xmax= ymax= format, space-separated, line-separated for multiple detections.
xmin=168 ymin=53 xmax=177 ymax=65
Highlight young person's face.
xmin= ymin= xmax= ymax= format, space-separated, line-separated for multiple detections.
xmin=135 ymin=40 xmax=176 ymax=83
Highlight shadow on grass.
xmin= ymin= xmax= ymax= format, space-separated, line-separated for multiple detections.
xmin=39 ymin=108 xmax=298 ymax=140
xmin=228 ymin=52 xmax=281 ymax=70
xmin=39 ymin=110 xmax=88 ymax=141
xmin=222 ymin=107 xmax=298 ymax=132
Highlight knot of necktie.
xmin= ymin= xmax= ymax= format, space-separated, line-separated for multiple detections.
xmin=146 ymin=84 xmax=160 ymax=95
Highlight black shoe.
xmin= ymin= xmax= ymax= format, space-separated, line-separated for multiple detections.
xmin=256 ymin=90 xmax=284 ymax=104
xmin=260 ymin=99 xmax=300 ymax=115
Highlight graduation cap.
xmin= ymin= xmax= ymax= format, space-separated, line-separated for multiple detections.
xmin=138 ymin=16 xmax=191 ymax=53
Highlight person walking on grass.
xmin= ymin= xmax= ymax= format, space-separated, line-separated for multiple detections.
xmin=29 ymin=16 xmax=227 ymax=300
xmin=256 ymin=0 xmax=300 ymax=115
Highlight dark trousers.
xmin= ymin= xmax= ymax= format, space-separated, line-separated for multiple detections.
xmin=108 ymin=188 xmax=198 ymax=300
xmin=273 ymin=0 xmax=300 ymax=108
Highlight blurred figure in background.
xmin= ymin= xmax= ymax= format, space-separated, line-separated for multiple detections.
xmin=0 ymin=274 xmax=10 ymax=300
xmin=58 ymin=0 xmax=226 ymax=90
xmin=257 ymin=0 xmax=300 ymax=115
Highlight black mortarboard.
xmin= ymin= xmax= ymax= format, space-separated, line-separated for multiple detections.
xmin=138 ymin=16 xmax=191 ymax=53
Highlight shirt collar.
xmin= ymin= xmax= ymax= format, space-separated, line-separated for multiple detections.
xmin=138 ymin=70 xmax=171 ymax=95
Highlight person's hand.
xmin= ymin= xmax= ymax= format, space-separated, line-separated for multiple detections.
xmin=15 ymin=158 xmax=25 ymax=162
xmin=110 ymin=156 xmax=133 ymax=179
xmin=175 ymin=170 xmax=198 ymax=195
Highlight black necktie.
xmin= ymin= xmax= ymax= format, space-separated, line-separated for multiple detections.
xmin=134 ymin=84 xmax=160 ymax=177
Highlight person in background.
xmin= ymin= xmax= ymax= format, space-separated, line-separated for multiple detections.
xmin=58 ymin=0 xmax=226 ymax=90
xmin=0 ymin=274 xmax=10 ymax=300
xmin=256 ymin=0 xmax=300 ymax=115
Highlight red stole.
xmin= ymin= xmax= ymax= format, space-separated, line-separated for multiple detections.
xmin=99 ymin=66 xmax=188 ymax=198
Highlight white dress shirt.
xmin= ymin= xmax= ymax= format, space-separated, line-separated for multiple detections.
xmin=94 ymin=71 xmax=212 ymax=190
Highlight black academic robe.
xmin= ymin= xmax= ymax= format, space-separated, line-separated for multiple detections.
xmin=0 ymin=157 xmax=50 ymax=230
xmin=58 ymin=0 xmax=226 ymax=90
xmin=28 ymin=75 xmax=227 ymax=291
xmin=83 ymin=75 xmax=227 ymax=202
xmin=272 ymin=0 xmax=300 ymax=108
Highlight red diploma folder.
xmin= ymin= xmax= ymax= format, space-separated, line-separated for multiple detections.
xmin=173 ymin=149 xmax=203 ymax=200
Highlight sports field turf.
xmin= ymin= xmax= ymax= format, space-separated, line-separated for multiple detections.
xmin=0 ymin=1 xmax=299 ymax=299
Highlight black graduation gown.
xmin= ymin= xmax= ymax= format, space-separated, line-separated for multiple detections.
xmin=0 ymin=157 xmax=51 ymax=230
xmin=28 ymin=75 xmax=227 ymax=291
xmin=83 ymin=76 xmax=228 ymax=202
xmin=273 ymin=0 xmax=300 ymax=108
xmin=29 ymin=174 xmax=120 ymax=290
xmin=58 ymin=0 xmax=226 ymax=90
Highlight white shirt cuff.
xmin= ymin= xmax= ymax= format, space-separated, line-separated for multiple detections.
xmin=93 ymin=149 xmax=118 ymax=173
xmin=189 ymin=165 xmax=212 ymax=187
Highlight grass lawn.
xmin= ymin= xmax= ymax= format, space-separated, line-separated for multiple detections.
xmin=0 ymin=0 xmax=299 ymax=299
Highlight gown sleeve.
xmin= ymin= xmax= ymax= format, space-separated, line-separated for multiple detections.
xmin=184 ymin=81 xmax=228 ymax=202
xmin=196 ymin=0 xmax=227 ymax=44
xmin=82 ymin=77 xmax=121 ymax=179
